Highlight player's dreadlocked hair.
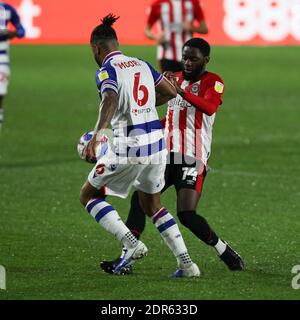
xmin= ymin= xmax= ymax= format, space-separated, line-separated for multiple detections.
xmin=90 ymin=14 xmax=120 ymax=45
xmin=183 ymin=38 xmax=210 ymax=57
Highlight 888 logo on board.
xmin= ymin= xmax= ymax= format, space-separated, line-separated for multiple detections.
xmin=223 ymin=0 xmax=300 ymax=42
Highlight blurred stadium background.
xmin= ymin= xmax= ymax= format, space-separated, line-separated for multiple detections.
xmin=0 ymin=0 xmax=300 ymax=299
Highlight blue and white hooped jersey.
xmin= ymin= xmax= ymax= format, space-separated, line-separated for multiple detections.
xmin=95 ymin=51 xmax=165 ymax=159
xmin=0 ymin=2 xmax=25 ymax=64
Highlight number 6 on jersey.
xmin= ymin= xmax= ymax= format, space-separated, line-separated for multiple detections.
xmin=133 ymin=72 xmax=149 ymax=106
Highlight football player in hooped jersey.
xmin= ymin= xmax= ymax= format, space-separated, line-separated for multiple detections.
xmin=79 ymin=14 xmax=201 ymax=277
xmin=0 ymin=2 xmax=25 ymax=129
xmin=101 ymin=38 xmax=245 ymax=274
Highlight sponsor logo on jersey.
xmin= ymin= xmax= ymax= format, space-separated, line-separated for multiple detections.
xmin=169 ymin=96 xmax=191 ymax=110
xmin=214 ymin=81 xmax=224 ymax=93
xmin=131 ymin=107 xmax=151 ymax=116
xmin=99 ymin=71 xmax=109 ymax=82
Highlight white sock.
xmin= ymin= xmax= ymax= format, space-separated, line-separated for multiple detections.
xmin=214 ymin=239 xmax=227 ymax=255
xmin=86 ymin=198 xmax=137 ymax=248
xmin=152 ymin=207 xmax=192 ymax=268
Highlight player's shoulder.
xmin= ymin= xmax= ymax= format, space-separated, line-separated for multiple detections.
xmin=99 ymin=58 xmax=118 ymax=75
xmin=130 ymin=56 xmax=156 ymax=72
xmin=151 ymin=0 xmax=166 ymax=5
xmin=202 ymin=71 xmax=224 ymax=85
xmin=102 ymin=54 xmax=117 ymax=68
xmin=95 ymin=69 xmax=106 ymax=86
xmin=202 ymin=71 xmax=225 ymax=94
xmin=150 ymin=0 xmax=166 ymax=8
xmin=139 ymin=57 xmax=153 ymax=67
xmin=2 ymin=3 xmax=16 ymax=12
xmin=95 ymin=63 xmax=115 ymax=85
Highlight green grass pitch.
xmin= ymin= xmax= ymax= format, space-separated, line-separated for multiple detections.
xmin=0 ymin=45 xmax=299 ymax=300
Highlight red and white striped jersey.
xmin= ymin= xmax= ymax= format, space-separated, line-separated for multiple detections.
xmin=146 ymin=0 xmax=205 ymax=62
xmin=164 ymin=71 xmax=224 ymax=165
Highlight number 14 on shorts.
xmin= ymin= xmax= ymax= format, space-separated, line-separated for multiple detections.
xmin=182 ymin=167 xmax=197 ymax=181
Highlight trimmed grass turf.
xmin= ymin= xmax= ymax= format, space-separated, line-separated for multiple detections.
xmin=0 ymin=45 xmax=299 ymax=299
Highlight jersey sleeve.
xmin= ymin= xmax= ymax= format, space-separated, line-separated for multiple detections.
xmin=9 ymin=5 xmax=25 ymax=38
xmin=182 ymin=74 xmax=225 ymax=116
xmin=145 ymin=61 xmax=163 ymax=86
xmin=95 ymin=63 xmax=118 ymax=98
xmin=193 ymin=0 xmax=205 ymax=23
xmin=146 ymin=1 xmax=160 ymax=26
xmin=204 ymin=75 xmax=225 ymax=105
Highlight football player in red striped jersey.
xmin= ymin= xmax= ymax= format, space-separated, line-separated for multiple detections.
xmin=101 ymin=38 xmax=244 ymax=275
xmin=144 ymin=0 xmax=208 ymax=72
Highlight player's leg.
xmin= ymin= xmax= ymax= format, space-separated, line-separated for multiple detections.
xmin=80 ymin=181 xmax=147 ymax=271
xmin=99 ymin=190 xmax=146 ymax=274
xmin=125 ymin=191 xmax=146 ymax=239
xmin=137 ymin=190 xmax=200 ymax=277
xmin=80 ymin=161 xmax=149 ymax=274
xmin=100 ymin=162 xmax=174 ymax=274
xmin=177 ymin=188 xmax=219 ymax=245
xmin=125 ymin=161 xmax=173 ymax=238
xmin=0 ymin=66 xmax=9 ymax=130
xmin=175 ymin=164 xmax=244 ymax=271
xmin=127 ymin=159 xmax=199 ymax=277
xmin=0 ymin=95 xmax=4 ymax=129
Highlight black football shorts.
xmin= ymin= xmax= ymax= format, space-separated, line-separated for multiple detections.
xmin=162 ymin=152 xmax=207 ymax=193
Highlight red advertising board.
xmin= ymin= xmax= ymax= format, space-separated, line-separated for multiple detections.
xmin=7 ymin=0 xmax=300 ymax=45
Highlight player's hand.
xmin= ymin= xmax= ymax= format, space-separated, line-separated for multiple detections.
xmin=163 ymin=71 xmax=175 ymax=80
xmin=156 ymin=33 xmax=170 ymax=46
xmin=163 ymin=71 xmax=177 ymax=87
xmin=163 ymin=72 xmax=183 ymax=94
xmin=85 ymin=133 xmax=100 ymax=162
xmin=182 ymin=21 xmax=193 ymax=32
xmin=173 ymin=80 xmax=184 ymax=95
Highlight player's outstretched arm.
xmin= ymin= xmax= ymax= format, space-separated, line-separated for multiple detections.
xmin=144 ymin=24 xmax=166 ymax=45
xmin=155 ymin=77 xmax=177 ymax=106
xmin=96 ymin=90 xmax=118 ymax=131
xmin=179 ymin=88 xmax=222 ymax=116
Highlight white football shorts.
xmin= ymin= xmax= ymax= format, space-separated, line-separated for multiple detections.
xmin=0 ymin=64 xmax=10 ymax=95
xmin=87 ymin=149 xmax=167 ymax=198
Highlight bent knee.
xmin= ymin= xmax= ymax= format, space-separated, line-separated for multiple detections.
xmin=80 ymin=181 xmax=105 ymax=207
xmin=79 ymin=188 xmax=89 ymax=207
xmin=138 ymin=201 xmax=156 ymax=217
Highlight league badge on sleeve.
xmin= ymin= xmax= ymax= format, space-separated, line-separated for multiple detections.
xmin=214 ymin=81 xmax=224 ymax=94
xmin=99 ymin=70 xmax=109 ymax=81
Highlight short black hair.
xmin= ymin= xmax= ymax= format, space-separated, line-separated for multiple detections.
xmin=90 ymin=14 xmax=120 ymax=45
xmin=183 ymin=38 xmax=210 ymax=57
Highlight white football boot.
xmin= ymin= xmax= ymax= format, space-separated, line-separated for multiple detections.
xmin=171 ymin=263 xmax=201 ymax=278
xmin=113 ymin=240 xmax=148 ymax=274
